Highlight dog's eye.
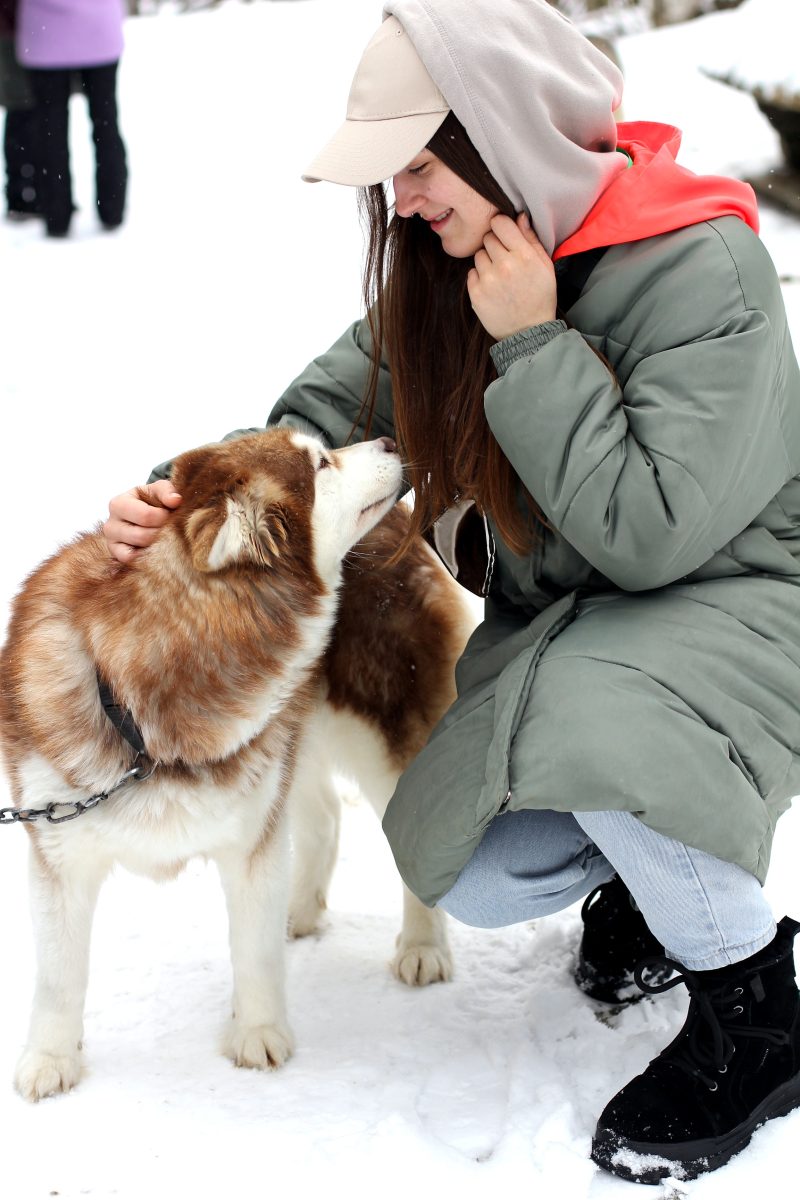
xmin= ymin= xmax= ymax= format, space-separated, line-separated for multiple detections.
xmin=317 ymin=457 xmax=330 ymax=471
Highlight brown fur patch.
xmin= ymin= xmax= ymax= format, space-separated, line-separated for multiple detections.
xmin=323 ymin=505 xmax=475 ymax=770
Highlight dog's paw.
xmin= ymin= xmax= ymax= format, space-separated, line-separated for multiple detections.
xmin=392 ymin=941 xmax=454 ymax=987
xmin=14 ymin=1048 xmax=83 ymax=1102
xmin=227 ymin=1022 xmax=295 ymax=1070
xmin=287 ymin=890 xmax=327 ymax=939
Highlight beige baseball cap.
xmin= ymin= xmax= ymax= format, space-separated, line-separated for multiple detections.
xmin=302 ymin=16 xmax=450 ymax=186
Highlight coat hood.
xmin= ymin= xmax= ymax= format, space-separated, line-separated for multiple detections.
xmin=554 ymin=122 xmax=760 ymax=259
xmin=383 ymin=0 xmax=626 ymax=256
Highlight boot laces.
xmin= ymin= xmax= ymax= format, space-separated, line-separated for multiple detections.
xmin=634 ymin=956 xmax=792 ymax=1091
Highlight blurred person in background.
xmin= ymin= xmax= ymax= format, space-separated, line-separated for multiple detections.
xmin=0 ymin=0 xmax=39 ymax=219
xmin=16 ymin=0 xmax=127 ymax=237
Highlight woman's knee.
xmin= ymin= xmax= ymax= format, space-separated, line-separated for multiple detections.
xmin=437 ymin=808 xmax=613 ymax=927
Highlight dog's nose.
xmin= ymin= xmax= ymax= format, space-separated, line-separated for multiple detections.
xmin=376 ymin=437 xmax=398 ymax=454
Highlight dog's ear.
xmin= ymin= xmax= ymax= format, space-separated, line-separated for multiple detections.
xmin=170 ymin=445 xmax=220 ymax=498
xmin=185 ymin=496 xmax=291 ymax=573
xmin=184 ymin=496 xmax=240 ymax=573
xmin=173 ymin=444 xmax=293 ymax=573
xmin=252 ymin=503 xmax=291 ymax=565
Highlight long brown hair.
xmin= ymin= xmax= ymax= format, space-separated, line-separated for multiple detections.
xmin=357 ymin=112 xmax=544 ymax=557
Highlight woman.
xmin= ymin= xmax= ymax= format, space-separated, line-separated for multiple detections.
xmin=104 ymin=1 xmax=800 ymax=1183
xmin=16 ymin=0 xmax=127 ymax=236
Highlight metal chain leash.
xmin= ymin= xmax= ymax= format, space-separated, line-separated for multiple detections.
xmin=0 ymin=757 xmax=156 ymax=826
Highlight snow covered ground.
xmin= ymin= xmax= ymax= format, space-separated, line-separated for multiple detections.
xmin=1 ymin=2 xmax=799 ymax=1197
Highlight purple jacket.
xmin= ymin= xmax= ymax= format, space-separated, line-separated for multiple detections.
xmin=16 ymin=0 xmax=124 ymax=68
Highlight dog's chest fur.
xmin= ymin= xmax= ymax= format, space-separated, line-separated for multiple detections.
xmin=18 ymin=746 xmax=288 ymax=878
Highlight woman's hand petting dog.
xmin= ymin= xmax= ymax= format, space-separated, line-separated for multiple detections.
xmin=104 ymin=480 xmax=183 ymax=563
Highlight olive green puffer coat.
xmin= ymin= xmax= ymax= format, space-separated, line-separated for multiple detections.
xmin=281 ymin=215 xmax=800 ymax=905
xmin=152 ymin=215 xmax=800 ymax=907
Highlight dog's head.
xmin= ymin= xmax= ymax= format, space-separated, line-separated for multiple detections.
xmin=167 ymin=429 xmax=402 ymax=585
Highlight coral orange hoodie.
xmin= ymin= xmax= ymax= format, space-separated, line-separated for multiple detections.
xmin=554 ymin=122 xmax=759 ymax=261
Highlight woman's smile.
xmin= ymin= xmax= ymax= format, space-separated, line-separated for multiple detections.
xmin=392 ymin=153 xmax=498 ymax=257
xmin=427 ymin=208 xmax=453 ymax=231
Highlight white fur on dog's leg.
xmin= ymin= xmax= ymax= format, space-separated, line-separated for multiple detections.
xmin=215 ymin=811 xmax=295 ymax=1071
xmin=15 ymin=843 xmax=107 ymax=1101
xmin=288 ymin=887 xmax=329 ymax=940
xmin=14 ymin=1049 xmax=84 ymax=1103
xmin=392 ymin=885 xmax=453 ymax=987
xmin=228 ymin=1023 xmax=295 ymax=1070
xmin=287 ymin=716 xmax=341 ymax=938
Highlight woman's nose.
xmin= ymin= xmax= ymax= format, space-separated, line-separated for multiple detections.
xmin=392 ymin=174 xmax=421 ymax=219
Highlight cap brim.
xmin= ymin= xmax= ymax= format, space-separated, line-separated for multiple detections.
xmin=302 ymin=110 xmax=449 ymax=186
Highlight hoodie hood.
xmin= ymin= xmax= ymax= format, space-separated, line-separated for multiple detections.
xmin=383 ymin=0 xmax=626 ymax=256
xmin=554 ymin=122 xmax=760 ymax=259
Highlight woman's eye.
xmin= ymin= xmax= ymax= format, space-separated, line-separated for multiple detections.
xmin=409 ymin=163 xmax=428 ymax=177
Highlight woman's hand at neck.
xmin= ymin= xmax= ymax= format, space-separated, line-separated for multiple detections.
xmin=467 ymin=212 xmax=557 ymax=342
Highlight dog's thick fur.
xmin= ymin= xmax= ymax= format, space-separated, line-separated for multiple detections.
xmin=0 ymin=430 xmax=476 ymax=1101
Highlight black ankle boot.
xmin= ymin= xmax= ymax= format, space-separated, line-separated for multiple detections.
xmin=591 ymin=916 xmax=800 ymax=1184
xmin=574 ymin=874 xmax=667 ymax=1005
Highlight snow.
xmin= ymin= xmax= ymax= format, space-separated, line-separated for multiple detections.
xmin=1 ymin=2 xmax=799 ymax=1197
xmin=697 ymin=0 xmax=800 ymax=104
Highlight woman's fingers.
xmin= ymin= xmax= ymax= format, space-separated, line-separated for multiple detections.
xmin=473 ymin=247 xmax=491 ymax=274
xmin=106 ymin=539 xmax=143 ymax=565
xmin=103 ymin=481 xmax=182 ymax=562
xmin=468 ymin=211 xmax=558 ymax=341
xmin=105 ymin=517 xmax=158 ymax=548
xmin=487 ymin=214 xmax=527 ymax=251
xmin=478 ymin=230 xmax=509 ymax=263
xmin=475 ymin=215 xmax=544 ymax=274
xmin=136 ymin=479 xmax=183 ymax=516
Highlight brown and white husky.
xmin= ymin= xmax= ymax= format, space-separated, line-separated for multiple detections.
xmin=0 ymin=429 xmax=476 ymax=1101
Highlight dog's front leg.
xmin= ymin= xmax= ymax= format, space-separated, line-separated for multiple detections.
xmin=287 ymin=713 xmax=342 ymax=937
xmin=215 ymin=811 xmax=295 ymax=1071
xmin=393 ymin=884 xmax=453 ymax=986
xmin=15 ymin=840 xmax=107 ymax=1101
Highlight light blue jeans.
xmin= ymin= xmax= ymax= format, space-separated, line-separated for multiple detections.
xmin=438 ymin=808 xmax=776 ymax=970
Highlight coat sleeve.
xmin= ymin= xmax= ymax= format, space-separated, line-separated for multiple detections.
xmin=149 ymin=318 xmax=395 ymax=482
xmin=267 ymin=318 xmax=395 ymax=448
xmin=483 ymin=252 xmax=792 ymax=592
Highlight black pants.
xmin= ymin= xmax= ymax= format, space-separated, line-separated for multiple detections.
xmin=3 ymin=106 xmax=40 ymax=214
xmin=29 ymin=62 xmax=127 ymax=234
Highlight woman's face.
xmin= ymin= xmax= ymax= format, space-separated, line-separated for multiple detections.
xmin=392 ymin=151 xmax=499 ymax=258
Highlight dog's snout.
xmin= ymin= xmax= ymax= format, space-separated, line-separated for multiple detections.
xmin=376 ymin=437 xmax=398 ymax=454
